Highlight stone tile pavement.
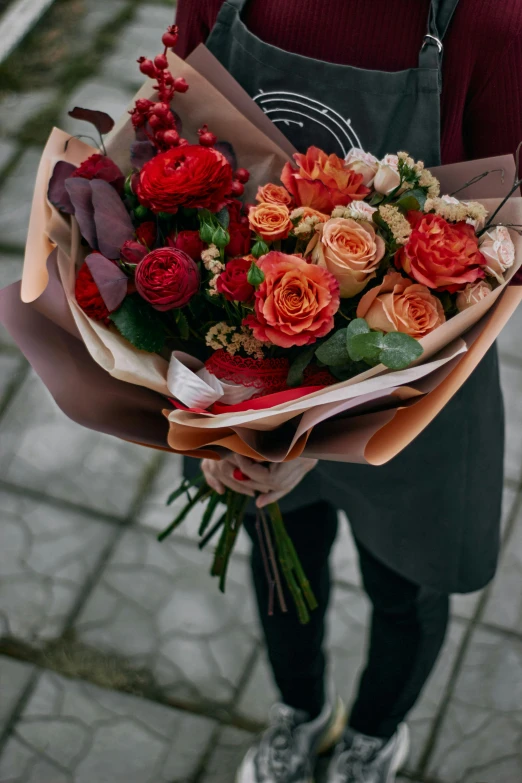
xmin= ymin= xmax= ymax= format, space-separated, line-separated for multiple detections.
xmin=0 ymin=1 xmax=522 ymax=781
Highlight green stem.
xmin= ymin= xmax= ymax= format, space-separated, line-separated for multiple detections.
xmin=199 ymin=491 xmax=222 ymax=537
xmin=267 ymin=503 xmax=310 ymax=625
xmin=218 ymin=494 xmax=249 ymax=593
xmin=157 ymin=485 xmax=210 ymax=542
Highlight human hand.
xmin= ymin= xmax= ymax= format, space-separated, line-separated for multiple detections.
xmin=201 ymin=455 xmax=318 ymax=508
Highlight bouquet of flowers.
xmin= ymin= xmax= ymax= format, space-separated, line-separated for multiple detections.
xmin=2 ymin=26 xmax=522 ymax=622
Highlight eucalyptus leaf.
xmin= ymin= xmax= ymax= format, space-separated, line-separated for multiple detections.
xmin=216 ymin=207 xmax=230 ymax=229
xmin=109 ymin=295 xmax=166 ymax=353
xmin=379 ymin=331 xmax=423 ymax=370
xmin=348 ymin=331 xmax=384 ymax=363
xmin=175 ymin=309 xmax=190 ymax=341
xmin=315 ymin=328 xmax=349 ymax=366
xmin=287 ymin=345 xmax=316 ymax=387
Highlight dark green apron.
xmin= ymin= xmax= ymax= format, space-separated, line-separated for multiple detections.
xmin=201 ymin=0 xmax=505 ymax=593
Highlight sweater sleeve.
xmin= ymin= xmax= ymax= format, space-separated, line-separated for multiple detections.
xmin=175 ymin=0 xmax=224 ymax=60
xmin=464 ymin=31 xmax=522 ymax=173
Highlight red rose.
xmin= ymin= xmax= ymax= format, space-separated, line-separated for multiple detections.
xmin=396 ymin=212 xmax=486 ymax=292
xmin=120 ymin=240 xmax=148 ymax=265
xmin=75 ymin=262 xmax=111 ymax=323
xmin=216 ymin=256 xmax=255 ymax=302
xmin=136 ymin=144 xmax=233 ymax=214
xmin=71 ymin=154 xmax=125 ymax=193
xmin=226 ymin=221 xmax=251 ymax=257
xmin=135 ymin=221 xmax=157 ymax=248
xmin=135 ymin=247 xmax=200 ymax=310
xmin=167 ymin=229 xmax=205 ymax=261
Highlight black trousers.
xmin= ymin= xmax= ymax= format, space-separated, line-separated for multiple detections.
xmin=243 ymin=501 xmax=450 ymax=740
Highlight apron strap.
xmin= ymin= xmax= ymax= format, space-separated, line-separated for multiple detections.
xmin=419 ymin=0 xmax=461 ymax=70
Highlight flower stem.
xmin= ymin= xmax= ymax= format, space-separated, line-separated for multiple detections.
xmin=158 ymin=484 xmax=210 ymax=541
xmin=267 ymin=502 xmax=312 ymax=625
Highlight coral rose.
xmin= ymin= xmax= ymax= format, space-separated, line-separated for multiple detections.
xmin=135 ymin=247 xmax=200 ymax=311
xmin=357 ymin=270 xmax=445 ymax=338
xmin=249 ymin=202 xmax=292 ymax=242
xmin=281 ymin=146 xmax=370 ymax=213
xmin=312 ymin=217 xmax=385 ymax=298
xmin=456 ymin=280 xmax=493 ymax=312
xmin=243 ymin=251 xmax=340 ymax=347
xmin=216 ymin=256 xmax=255 ymax=302
xmin=136 ymin=144 xmax=233 ymax=214
xmin=396 ymin=212 xmax=486 ymax=292
xmin=167 ymin=229 xmax=206 ymax=261
xmin=479 ymin=225 xmax=515 ymax=283
xmin=256 ymin=183 xmax=293 ymax=206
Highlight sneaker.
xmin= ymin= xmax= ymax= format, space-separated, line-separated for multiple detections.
xmin=236 ymin=690 xmax=347 ymax=783
xmin=327 ymin=723 xmax=410 ymax=783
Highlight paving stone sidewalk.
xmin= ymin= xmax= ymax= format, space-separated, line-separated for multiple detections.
xmin=1 ymin=2 xmax=522 ymax=782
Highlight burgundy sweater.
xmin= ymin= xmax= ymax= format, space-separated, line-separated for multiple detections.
xmin=175 ymin=0 xmax=522 ymax=169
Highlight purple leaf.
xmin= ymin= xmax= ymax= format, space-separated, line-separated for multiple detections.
xmin=68 ymin=107 xmax=115 ymax=135
xmin=85 ymin=252 xmax=128 ymax=311
xmin=130 ymin=140 xmax=157 ymax=169
xmin=64 ymin=178 xmax=98 ymax=249
xmin=214 ymin=141 xmax=237 ymax=170
xmin=171 ymin=110 xmax=183 ymax=135
xmin=48 ymin=161 xmax=78 ymax=213
xmin=91 ymin=179 xmax=135 ymax=259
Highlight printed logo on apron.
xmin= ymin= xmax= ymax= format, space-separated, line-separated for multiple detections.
xmin=253 ymin=89 xmax=362 ymax=158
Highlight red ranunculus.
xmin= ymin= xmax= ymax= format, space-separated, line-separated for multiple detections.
xmin=135 ymin=247 xmax=200 ymax=310
xmin=71 ymin=154 xmax=125 ymax=193
xmin=120 ymin=240 xmax=148 ymax=265
xmin=136 ymin=144 xmax=233 ymax=214
xmin=396 ymin=212 xmax=486 ymax=292
xmin=167 ymin=229 xmax=205 ymax=261
xmin=75 ymin=262 xmax=111 ymax=323
xmin=226 ymin=221 xmax=251 ymax=257
xmin=135 ymin=221 xmax=157 ymax=248
xmin=216 ymin=256 xmax=255 ymax=302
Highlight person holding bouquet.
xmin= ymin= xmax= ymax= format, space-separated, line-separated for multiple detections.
xmin=175 ymin=1 xmax=522 ymax=781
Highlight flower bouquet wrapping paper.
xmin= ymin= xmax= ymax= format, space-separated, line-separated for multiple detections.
xmin=1 ymin=29 xmax=522 ymax=621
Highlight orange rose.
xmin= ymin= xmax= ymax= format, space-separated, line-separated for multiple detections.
xmin=357 ymin=270 xmax=445 ymax=338
xmin=396 ymin=212 xmax=486 ymax=292
xmin=294 ymin=206 xmax=330 ymax=222
xmin=256 ymin=183 xmax=293 ymax=206
xmin=248 ymin=202 xmax=292 ymax=242
xmin=312 ymin=217 xmax=385 ymax=297
xmin=243 ymin=251 xmax=340 ymax=347
xmin=281 ymin=146 xmax=370 ymax=212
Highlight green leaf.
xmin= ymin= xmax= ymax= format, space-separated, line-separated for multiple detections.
xmin=379 ymin=331 xmax=423 ymax=370
xmin=369 ymin=193 xmax=385 ymax=207
xmin=109 ymin=295 xmax=166 ymax=353
xmin=348 ymin=331 xmax=385 ymax=363
xmin=216 ymin=207 xmax=230 ymax=229
xmin=247 ymin=261 xmax=265 ymax=287
xmin=252 ymin=239 xmax=270 ymax=259
xmin=315 ymin=328 xmax=349 ymax=366
xmin=175 ymin=309 xmax=190 ymax=341
xmin=287 ymin=345 xmax=316 ymax=387
xmin=396 ymin=187 xmax=427 ymax=213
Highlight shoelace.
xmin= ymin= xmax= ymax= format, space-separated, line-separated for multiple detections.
xmin=335 ymin=734 xmax=383 ymax=783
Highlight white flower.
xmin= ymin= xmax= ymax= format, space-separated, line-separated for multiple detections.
xmin=345 ymin=201 xmax=378 ymax=221
xmin=480 ymin=225 xmax=515 ymax=283
xmin=374 ymin=154 xmax=401 ymax=195
xmin=456 ymin=280 xmax=493 ymax=311
xmin=345 ymin=147 xmax=379 ymax=187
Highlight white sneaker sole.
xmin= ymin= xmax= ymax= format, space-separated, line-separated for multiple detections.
xmin=387 ymin=723 xmax=410 ymax=783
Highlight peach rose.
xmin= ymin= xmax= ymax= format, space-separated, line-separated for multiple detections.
xmin=373 ymin=154 xmax=401 ymax=195
xmin=256 ymin=183 xmax=293 ymax=206
xmin=357 ymin=270 xmax=446 ymax=338
xmin=243 ymin=251 xmax=340 ymax=347
xmin=479 ymin=226 xmax=515 ymax=283
xmin=456 ymin=280 xmax=493 ymax=311
xmin=248 ymin=202 xmax=292 ymax=242
xmin=293 ymin=206 xmax=331 ymax=222
xmin=312 ymin=217 xmax=385 ymax=298
xmin=281 ymin=146 xmax=370 ymax=213
xmin=344 ymin=148 xmax=379 ymax=187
